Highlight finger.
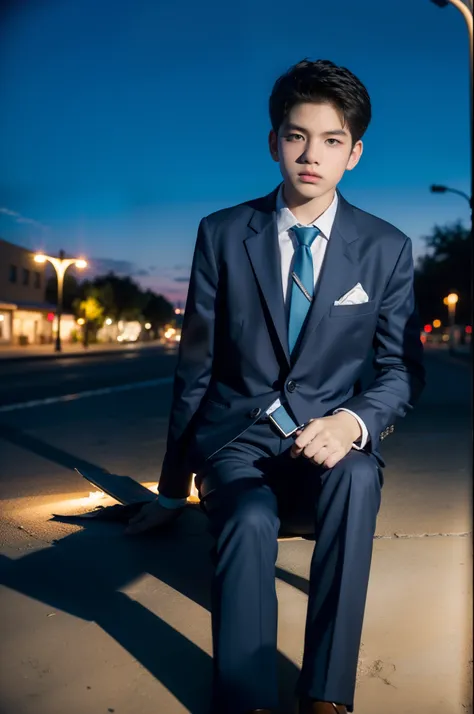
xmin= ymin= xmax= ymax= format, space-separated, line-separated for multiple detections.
xmin=294 ymin=419 xmax=324 ymax=449
xmin=125 ymin=518 xmax=144 ymax=534
xmin=303 ymin=432 xmax=330 ymax=459
xmin=125 ymin=518 xmax=152 ymax=535
xmin=290 ymin=440 xmax=305 ymax=458
xmin=128 ymin=509 xmax=148 ymax=525
xmin=323 ymin=449 xmax=346 ymax=470
xmin=306 ymin=445 xmax=328 ymax=465
xmin=307 ymin=448 xmax=326 ymax=464
xmin=291 ymin=419 xmax=320 ymax=457
xmin=128 ymin=513 xmax=144 ymax=526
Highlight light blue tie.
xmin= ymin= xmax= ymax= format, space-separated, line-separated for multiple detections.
xmin=288 ymin=225 xmax=320 ymax=355
xmin=267 ymin=224 xmax=320 ymax=437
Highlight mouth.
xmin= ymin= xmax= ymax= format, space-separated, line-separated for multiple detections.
xmin=298 ymin=172 xmax=322 ymax=183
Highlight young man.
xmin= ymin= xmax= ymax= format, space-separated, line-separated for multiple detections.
xmin=127 ymin=59 xmax=425 ymax=714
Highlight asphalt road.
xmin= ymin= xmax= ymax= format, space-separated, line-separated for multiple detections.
xmin=0 ymin=344 xmax=179 ymax=408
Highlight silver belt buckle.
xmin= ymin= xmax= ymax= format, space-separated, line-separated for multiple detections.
xmin=268 ymin=412 xmax=302 ymax=438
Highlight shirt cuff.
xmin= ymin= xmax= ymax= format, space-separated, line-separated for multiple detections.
xmin=334 ymin=408 xmax=369 ymax=450
xmin=157 ymin=494 xmax=188 ymax=509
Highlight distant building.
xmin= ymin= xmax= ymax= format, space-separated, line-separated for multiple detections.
xmin=0 ymin=238 xmax=63 ymax=346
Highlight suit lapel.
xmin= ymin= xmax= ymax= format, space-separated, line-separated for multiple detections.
xmin=243 ymin=187 xmax=361 ymax=369
xmin=244 ymin=186 xmax=291 ymax=366
xmin=292 ymin=191 xmax=361 ymax=363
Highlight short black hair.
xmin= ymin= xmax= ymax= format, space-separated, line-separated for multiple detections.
xmin=269 ymin=59 xmax=372 ymax=145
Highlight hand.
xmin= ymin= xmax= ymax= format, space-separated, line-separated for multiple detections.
xmin=290 ymin=412 xmax=362 ymax=469
xmin=125 ymin=499 xmax=184 ymax=535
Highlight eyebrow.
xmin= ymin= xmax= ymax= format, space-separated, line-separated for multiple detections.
xmin=285 ymin=123 xmax=349 ymax=137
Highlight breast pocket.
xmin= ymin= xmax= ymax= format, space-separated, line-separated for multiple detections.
xmin=329 ymin=300 xmax=377 ymax=318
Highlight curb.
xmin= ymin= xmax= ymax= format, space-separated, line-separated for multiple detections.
xmin=0 ymin=343 xmax=170 ymax=365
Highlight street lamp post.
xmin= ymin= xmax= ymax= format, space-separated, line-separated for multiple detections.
xmin=430 ymin=1 xmax=473 ymax=202
xmin=443 ymin=292 xmax=459 ymax=353
xmin=34 ymin=250 xmax=87 ymax=352
xmin=430 ymin=1 xmax=472 ymax=93
xmin=430 ymin=184 xmax=472 ymax=207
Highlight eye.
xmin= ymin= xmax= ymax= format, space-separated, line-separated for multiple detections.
xmin=286 ymin=133 xmax=304 ymax=141
xmin=326 ymin=138 xmax=342 ymax=146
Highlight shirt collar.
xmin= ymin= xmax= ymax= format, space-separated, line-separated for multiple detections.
xmin=275 ymin=182 xmax=338 ymax=240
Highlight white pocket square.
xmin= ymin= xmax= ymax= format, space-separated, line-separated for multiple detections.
xmin=334 ymin=283 xmax=369 ymax=306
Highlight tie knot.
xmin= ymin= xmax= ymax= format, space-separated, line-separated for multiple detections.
xmin=292 ymin=225 xmax=320 ymax=247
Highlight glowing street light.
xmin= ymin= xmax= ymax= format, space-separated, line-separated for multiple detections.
xmin=443 ymin=292 xmax=459 ymax=308
xmin=34 ymin=250 xmax=87 ymax=352
xmin=443 ymin=292 xmax=459 ymax=353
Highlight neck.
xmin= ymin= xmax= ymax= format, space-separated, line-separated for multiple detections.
xmin=282 ymin=183 xmax=336 ymax=225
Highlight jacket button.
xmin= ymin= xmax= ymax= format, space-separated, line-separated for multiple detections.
xmin=250 ymin=407 xmax=261 ymax=419
xmin=287 ymin=380 xmax=296 ymax=393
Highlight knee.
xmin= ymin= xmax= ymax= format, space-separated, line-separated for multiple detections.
xmin=206 ymin=481 xmax=280 ymax=541
xmin=229 ymin=498 xmax=280 ymax=537
xmin=336 ymin=452 xmax=381 ymax=494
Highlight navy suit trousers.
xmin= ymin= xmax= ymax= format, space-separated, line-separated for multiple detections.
xmin=195 ymin=421 xmax=383 ymax=714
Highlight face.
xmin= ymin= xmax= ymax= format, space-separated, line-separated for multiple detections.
xmin=269 ymin=102 xmax=363 ymax=203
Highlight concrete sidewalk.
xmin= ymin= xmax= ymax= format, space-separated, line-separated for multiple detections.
xmin=0 ymin=339 xmax=171 ymax=362
xmin=0 ymin=351 xmax=471 ymax=714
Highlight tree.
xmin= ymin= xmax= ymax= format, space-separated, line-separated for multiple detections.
xmin=142 ymin=291 xmax=176 ymax=329
xmin=90 ymin=273 xmax=146 ymax=322
xmin=78 ymin=295 xmax=104 ymax=323
xmin=67 ymin=270 xmax=176 ymax=335
xmin=414 ymin=221 xmax=471 ymax=325
xmin=74 ymin=293 xmax=104 ymax=347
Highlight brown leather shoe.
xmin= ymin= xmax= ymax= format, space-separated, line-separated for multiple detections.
xmin=299 ymin=699 xmax=348 ymax=714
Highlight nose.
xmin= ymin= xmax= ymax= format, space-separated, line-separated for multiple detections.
xmin=300 ymin=141 xmax=320 ymax=165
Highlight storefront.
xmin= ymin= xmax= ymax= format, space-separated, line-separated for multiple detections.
xmin=9 ymin=302 xmax=76 ymax=346
xmin=0 ymin=302 xmax=16 ymax=345
xmin=12 ymin=306 xmax=51 ymax=345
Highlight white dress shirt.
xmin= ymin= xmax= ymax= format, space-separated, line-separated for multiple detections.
xmin=158 ymin=183 xmax=368 ymax=508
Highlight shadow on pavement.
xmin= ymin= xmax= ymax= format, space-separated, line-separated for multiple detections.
xmin=0 ymin=423 xmax=303 ymax=714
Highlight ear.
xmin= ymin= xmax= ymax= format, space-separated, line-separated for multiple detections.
xmin=268 ymin=130 xmax=279 ymax=162
xmin=346 ymin=139 xmax=363 ymax=171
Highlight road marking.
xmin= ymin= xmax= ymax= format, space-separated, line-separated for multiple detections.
xmin=0 ymin=376 xmax=174 ymax=413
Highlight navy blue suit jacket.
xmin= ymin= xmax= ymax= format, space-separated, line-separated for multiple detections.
xmin=158 ymin=185 xmax=425 ymax=499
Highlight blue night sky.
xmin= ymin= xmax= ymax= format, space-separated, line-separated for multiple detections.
xmin=0 ymin=0 xmax=471 ymax=305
